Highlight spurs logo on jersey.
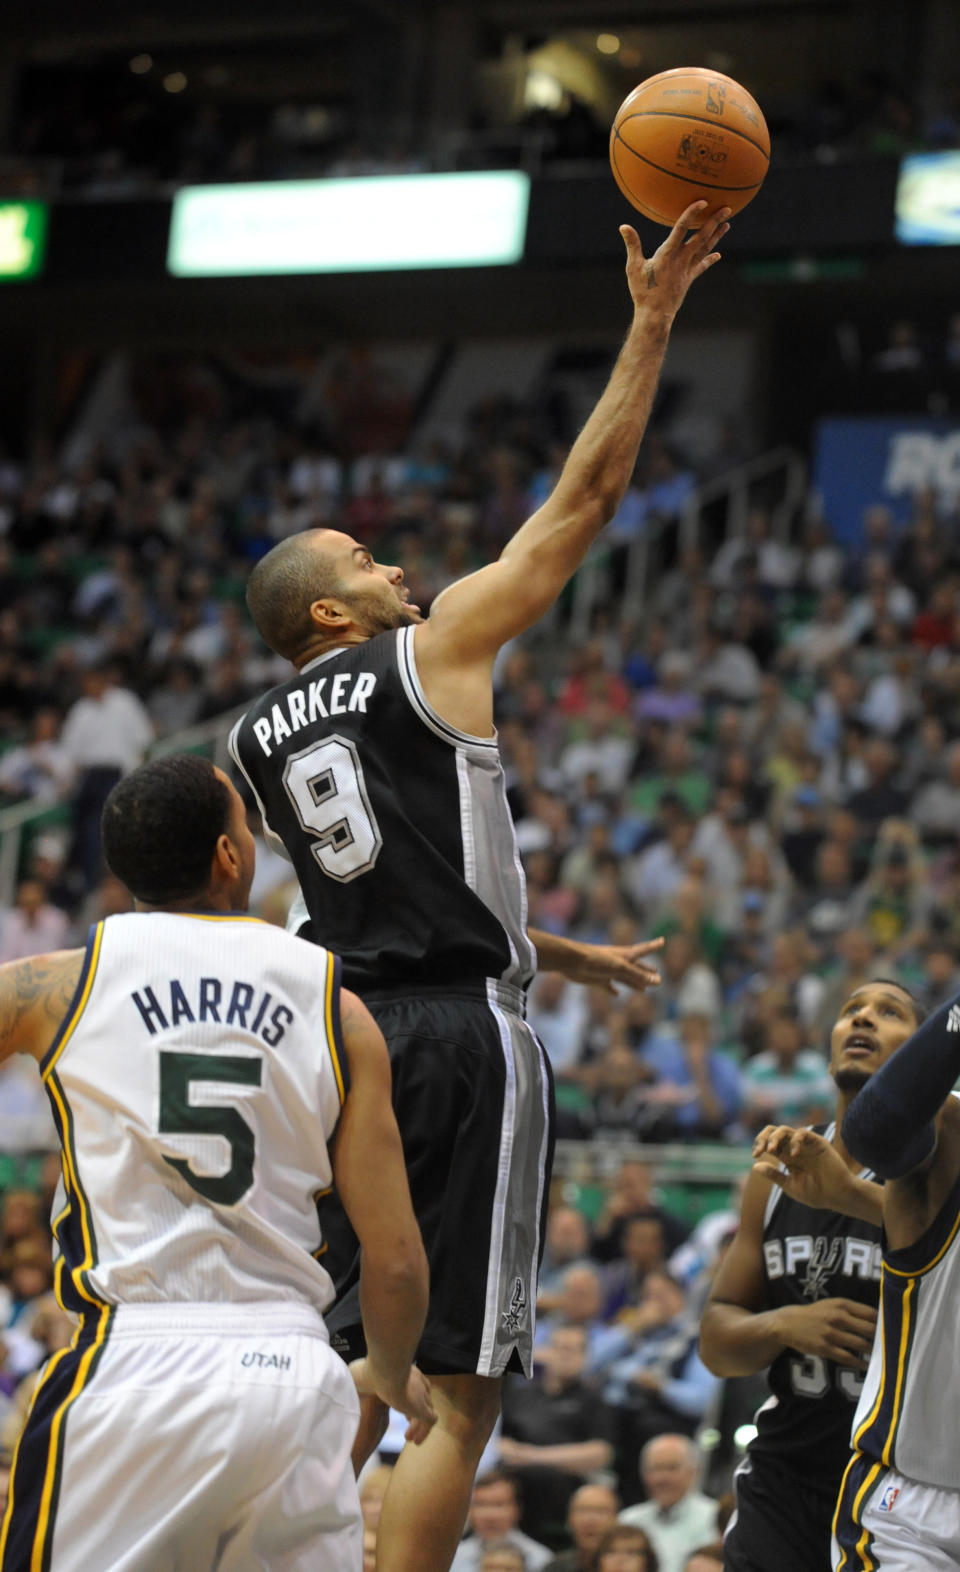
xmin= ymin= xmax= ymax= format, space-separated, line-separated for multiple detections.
xmin=763 ymin=1233 xmax=881 ymax=1296
xmin=746 ymin=1126 xmax=885 ymax=1486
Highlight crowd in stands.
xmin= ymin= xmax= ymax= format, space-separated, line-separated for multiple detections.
xmin=8 ymin=50 xmax=958 ymax=196
xmin=3 ymin=335 xmax=960 ymax=1535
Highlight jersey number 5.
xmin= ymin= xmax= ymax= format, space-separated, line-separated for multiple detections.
xmin=282 ymin=736 xmax=382 ymax=883
xmin=159 ymin=1051 xmax=262 ymax=1206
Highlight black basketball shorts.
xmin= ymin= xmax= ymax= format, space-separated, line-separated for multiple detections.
xmin=724 ymin=1451 xmax=842 ymax=1572
xmin=323 ymin=983 xmax=555 ymax=1378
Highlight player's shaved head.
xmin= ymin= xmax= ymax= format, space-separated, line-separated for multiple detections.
xmin=246 ymin=530 xmax=343 ymax=662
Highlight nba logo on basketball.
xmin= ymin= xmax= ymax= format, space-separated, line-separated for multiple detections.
xmin=706 ymin=80 xmax=727 ymax=114
xmin=877 ymin=1484 xmax=900 ymax=1514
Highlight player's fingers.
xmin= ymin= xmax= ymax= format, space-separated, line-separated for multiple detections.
xmin=630 ymin=937 xmax=666 ymax=957
xmin=619 ymin=224 xmax=642 ymax=260
xmin=832 ymin=1299 xmax=879 ymax=1326
xmin=753 ymin=1124 xmax=795 ymax=1157
xmin=751 ymin=1160 xmax=791 ymax=1189
xmin=692 ymin=253 xmax=723 ymax=278
xmin=694 ymin=208 xmax=732 ymax=247
xmin=663 ymin=199 xmax=708 ymax=247
xmin=831 ymin=1347 xmax=872 ymax=1369
xmin=751 ymin=1124 xmax=780 ymax=1154
xmin=621 ymin=964 xmax=662 ymax=988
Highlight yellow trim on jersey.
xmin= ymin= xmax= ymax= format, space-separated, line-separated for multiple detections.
xmin=325 ymin=956 xmax=345 ymax=1105
xmin=882 ymin=1276 xmax=915 ymax=1464
xmin=30 ymin=1304 xmax=111 ymax=1572
xmin=41 ymin=922 xmax=104 ymax=1084
xmin=852 ymin=1326 xmax=889 ymax=1452
xmin=45 ymin=1075 xmax=100 ymax=1307
xmin=833 ymin=1458 xmax=883 ymax=1572
xmin=0 ymin=1338 xmax=73 ymax=1563
xmin=882 ymin=1206 xmax=960 ymax=1279
xmin=175 ymin=913 xmax=266 ymax=924
xmin=852 ymin=1462 xmax=882 ymax=1572
xmin=831 ymin=1454 xmax=854 ymax=1567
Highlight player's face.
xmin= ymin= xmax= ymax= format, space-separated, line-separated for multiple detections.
xmin=314 ymin=530 xmax=422 ymax=636
xmin=215 ymin=769 xmax=256 ymax=910
xmin=829 ymin=982 xmax=918 ymax=1092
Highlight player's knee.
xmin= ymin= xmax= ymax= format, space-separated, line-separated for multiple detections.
xmin=434 ymin=1375 xmax=502 ymax=1451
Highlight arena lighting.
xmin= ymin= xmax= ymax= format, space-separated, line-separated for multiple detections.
xmin=166 ymin=171 xmax=531 ymax=276
xmin=895 ymin=150 xmax=960 ymax=244
xmin=0 ymin=200 xmax=48 ymax=281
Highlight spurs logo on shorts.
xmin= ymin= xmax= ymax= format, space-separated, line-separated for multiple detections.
xmin=501 ymin=1276 xmax=527 ymax=1335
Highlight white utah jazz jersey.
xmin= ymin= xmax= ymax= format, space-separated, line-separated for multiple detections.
xmin=41 ymin=912 xmax=346 ymax=1323
xmin=849 ymin=1165 xmax=960 ymax=1490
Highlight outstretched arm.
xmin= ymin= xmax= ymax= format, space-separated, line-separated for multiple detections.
xmin=0 ymin=951 xmax=85 ymax=1066
xmin=529 ymin=930 xmax=663 ymax=993
xmin=414 ymin=203 xmax=731 ymax=689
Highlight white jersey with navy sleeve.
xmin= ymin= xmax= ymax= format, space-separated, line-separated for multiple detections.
xmin=41 ymin=910 xmax=346 ymax=1321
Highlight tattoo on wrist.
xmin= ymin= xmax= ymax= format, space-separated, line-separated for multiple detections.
xmin=645 ymin=263 xmax=658 ymax=290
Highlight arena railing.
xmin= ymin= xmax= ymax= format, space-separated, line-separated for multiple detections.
xmin=562 ymin=443 xmax=808 ymax=640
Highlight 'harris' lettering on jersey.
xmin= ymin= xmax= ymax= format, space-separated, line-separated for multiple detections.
xmin=251 ymin=671 xmax=378 ymax=757
xmin=764 ymin=1233 xmax=882 ymax=1289
xmin=131 ymin=977 xmax=294 ymax=1047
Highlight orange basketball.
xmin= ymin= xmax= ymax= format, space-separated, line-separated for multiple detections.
xmin=610 ymin=67 xmax=770 ymax=226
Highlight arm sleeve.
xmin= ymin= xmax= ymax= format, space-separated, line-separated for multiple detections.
xmin=841 ymin=996 xmax=960 ymax=1178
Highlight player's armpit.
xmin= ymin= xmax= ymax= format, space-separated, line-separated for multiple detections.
xmin=0 ymin=950 xmax=85 ymax=1065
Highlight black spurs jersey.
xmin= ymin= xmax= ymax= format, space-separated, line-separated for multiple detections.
xmin=229 ymin=626 xmax=536 ymax=998
xmin=751 ymin=1125 xmax=882 ymax=1488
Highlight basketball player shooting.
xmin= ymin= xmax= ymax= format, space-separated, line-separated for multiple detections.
xmin=230 ymin=199 xmax=731 ymax=1572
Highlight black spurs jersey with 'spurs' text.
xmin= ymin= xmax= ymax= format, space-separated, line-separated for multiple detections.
xmin=229 ymin=626 xmax=536 ymax=998
xmin=748 ymin=1124 xmax=882 ymax=1487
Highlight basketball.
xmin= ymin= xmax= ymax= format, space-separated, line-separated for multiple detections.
xmin=610 ymin=67 xmax=770 ymax=226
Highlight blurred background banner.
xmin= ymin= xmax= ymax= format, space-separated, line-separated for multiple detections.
xmin=167 ymin=171 xmax=531 ymax=275
xmin=814 ymin=416 xmax=960 ymax=541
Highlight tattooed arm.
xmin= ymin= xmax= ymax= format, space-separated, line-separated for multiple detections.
xmin=411 ymin=202 xmax=731 ymax=730
xmin=0 ymin=951 xmax=86 ymax=1065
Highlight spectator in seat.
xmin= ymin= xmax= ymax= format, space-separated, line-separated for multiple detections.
xmin=451 ymin=1470 xmax=552 ymax=1572
xmin=741 ymin=1008 xmax=833 ymax=1131
xmin=618 ymin=1436 xmax=718 ymax=1572
xmin=499 ymin=1323 xmax=616 ymax=1550
xmin=602 ymin=1277 xmax=720 ymax=1506
xmin=591 ymin=1159 xmax=688 ymax=1265
xmin=593 ymin=1523 xmax=660 ymax=1572
xmin=543 ymin=1484 xmax=620 ymax=1572
xmin=0 ymin=879 xmax=69 ymax=965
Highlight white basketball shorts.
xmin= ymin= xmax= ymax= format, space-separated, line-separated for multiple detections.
xmin=832 ymin=1459 xmax=960 ymax=1572
xmin=0 ymin=1301 xmax=362 ymax=1572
